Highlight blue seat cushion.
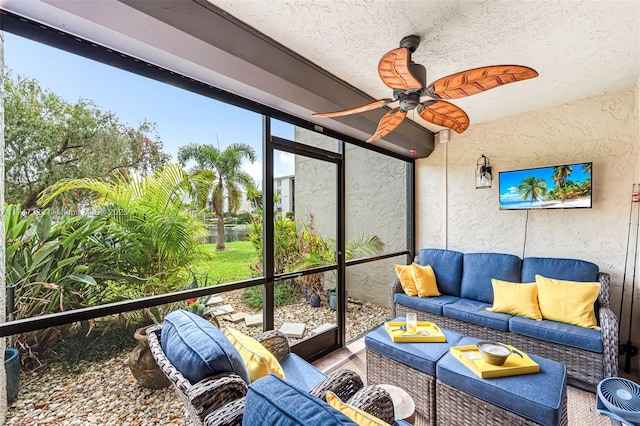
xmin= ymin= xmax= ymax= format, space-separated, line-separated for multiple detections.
xmin=279 ymin=353 xmax=327 ymax=392
xmin=394 ymin=293 xmax=459 ymax=315
xmin=416 ymin=249 xmax=464 ymax=297
xmin=243 ymin=374 xmax=357 ymax=425
xmin=365 ymin=319 xmax=464 ymax=376
xmin=460 ymin=253 xmax=521 ymax=304
xmin=442 ymin=299 xmax=512 ymax=331
xmin=436 ymin=336 xmax=567 ymax=426
xmin=521 ymin=257 xmax=598 ymax=283
xmin=161 ymin=309 xmax=250 ymax=384
xmin=509 ymin=316 xmax=603 ymax=353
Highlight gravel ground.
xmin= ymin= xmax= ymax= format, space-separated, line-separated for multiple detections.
xmin=6 ymin=290 xmax=390 ymax=425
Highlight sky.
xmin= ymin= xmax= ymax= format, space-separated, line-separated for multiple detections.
xmin=4 ymin=32 xmax=296 ymax=185
xmin=499 ymin=162 xmax=591 ymax=204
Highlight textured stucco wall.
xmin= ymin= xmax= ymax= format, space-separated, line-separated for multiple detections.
xmin=293 ymin=128 xmax=407 ymax=305
xmin=417 ymin=84 xmax=640 ymax=370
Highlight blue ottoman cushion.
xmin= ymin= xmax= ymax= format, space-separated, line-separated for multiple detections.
xmin=436 ymin=336 xmax=567 ymax=426
xmin=460 ymin=253 xmax=521 ymax=304
xmin=161 ymin=309 xmax=250 ymax=384
xmin=416 ymin=249 xmax=464 ymax=297
xmin=365 ymin=319 xmax=464 ymax=376
xmin=243 ymin=374 xmax=357 ymax=425
xmin=279 ymin=353 xmax=327 ymax=392
xmin=394 ymin=293 xmax=459 ymax=315
xmin=509 ymin=316 xmax=603 ymax=353
xmin=442 ymin=299 xmax=512 ymax=331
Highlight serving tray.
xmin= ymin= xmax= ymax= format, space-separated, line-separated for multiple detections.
xmin=450 ymin=343 xmax=540 ymax=379
xmin=384 ymin=321 xmax=446 ymax=343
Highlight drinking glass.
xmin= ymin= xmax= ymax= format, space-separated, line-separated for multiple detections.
xmin=406 ymin=312 xmax=417 ymax=333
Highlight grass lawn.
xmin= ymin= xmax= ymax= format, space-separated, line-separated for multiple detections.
xmin=193 ymin=240 xmax=258 ymax=285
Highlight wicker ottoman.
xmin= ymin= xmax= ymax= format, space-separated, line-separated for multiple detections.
xmin=364 ymin=319 xmax=464 ymax=425
xmin=435 ymin=336 xmax=568 ymax=426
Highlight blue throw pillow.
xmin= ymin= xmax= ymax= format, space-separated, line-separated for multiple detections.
xmin=161 ymin=309 xmax=250 ymax=384
xmin=243 ymin=374 xmax=357 ymax=425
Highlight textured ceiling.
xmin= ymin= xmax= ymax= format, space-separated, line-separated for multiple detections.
xmin=3 ymin=0 xmax=639 ymax=145
xmin=208 ymin=0 xmax=640 ymax=133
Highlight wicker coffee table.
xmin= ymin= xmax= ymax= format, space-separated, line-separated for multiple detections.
xmin=365 ymin=319 xmax=465 ymax=425
xmin=436 ymin=336 xmax=568 ymax=426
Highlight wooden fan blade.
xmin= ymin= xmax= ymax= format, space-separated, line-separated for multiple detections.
xmin=378 ymin=47 xmax=423 ymax=91
xmin=418 ymin=100 xmax=470 ymax=134
xmin=367 ymin=108 xmax=407 ymax=142
xmin=313 ymin=98 xmax=394 ymax=118
xmin=428 ymin=65 xmax=538 ymax=99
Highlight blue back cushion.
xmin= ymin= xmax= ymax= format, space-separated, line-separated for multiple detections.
xmin=416 ymin=249 xmax=464 ymax=297
xmin=460 ymin=253 xmax=521 ymax=304
xmin=243 ymin=374 xmax=357 ymax=425
xmin=521 ymin=257 xmax=599 ymax=283
xmin=161 ymin=309 xmax=250 ymax=385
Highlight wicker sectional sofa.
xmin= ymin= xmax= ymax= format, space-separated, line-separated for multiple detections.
xmin=390 ymin=248 xmax=618 ymax=390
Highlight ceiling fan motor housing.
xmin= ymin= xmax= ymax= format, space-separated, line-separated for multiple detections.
xmin=398 ymin=93 xmax=421 ymax=111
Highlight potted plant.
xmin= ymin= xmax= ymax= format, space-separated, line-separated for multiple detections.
xmin=5 ymin=348 xmax=20 ymax=403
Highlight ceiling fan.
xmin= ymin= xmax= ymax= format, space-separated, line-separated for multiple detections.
xmin=313 ymin=35 xmax=538 ymax=142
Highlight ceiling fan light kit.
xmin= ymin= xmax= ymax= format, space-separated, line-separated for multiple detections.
xmin=313 ymin=35 xmax=538 ymax=143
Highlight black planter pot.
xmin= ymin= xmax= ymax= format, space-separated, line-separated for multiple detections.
xmin=309 ymin=294 xmax=321 ymax=307
xmin=328 ymin=289 xmax=348 ymax=311
xmin=5 ymin=348 xmax=20 ymax=403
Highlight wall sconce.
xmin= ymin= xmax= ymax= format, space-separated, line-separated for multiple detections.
xmin=475 ymin=155 xmax=492 ymax=189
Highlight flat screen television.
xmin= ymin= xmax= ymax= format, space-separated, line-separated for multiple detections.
xmin=499 ymin=162 xmax=592 ymax=210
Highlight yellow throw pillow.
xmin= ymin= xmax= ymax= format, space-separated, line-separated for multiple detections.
xmin=412 ymin=263 xmax=441 ymax=297
xmin=326 ymin=391 xmax=391 ymax=426
xmin=224 ymin=327 xmax=286 ymax=382
xmin=395 ymin=264 xmax=418 ymax=296
xmin=535 ymin=275 xmax=601 ymax=329
xmin=487 ymin=279 xmax=542 ymax=320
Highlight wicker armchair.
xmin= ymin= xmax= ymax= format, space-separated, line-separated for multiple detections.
xmin=147 ymin=324 xmax=395 ymax=426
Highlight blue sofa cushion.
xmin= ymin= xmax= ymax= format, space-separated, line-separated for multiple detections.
xmin=243 ymin=374 xmax=357 ymax=425
xmin=436 ymin=336 xmax=567 ymax=426
xmin=460 ymin=253 xmax=521 ymax=304
xmin=279 ymin=353 xmax=327 ymax=392
xmin=365 ymin=319 xmax=464 ymax=376
xmin=416 ymin=249 xmax=464 ymax=297
xmin=442 ymin=299 xmax=512 ymax=331
xmin=161 ymin=309 xmax=250 ymax=384
xmin=521 ymin=257 xmax=598 ymax=283
xmin=394 ymin=293 xmax=459 ymax=315
xmin=509 ymin=316 xmax=603 ymax=353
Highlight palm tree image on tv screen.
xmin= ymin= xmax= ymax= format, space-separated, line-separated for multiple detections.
xmin=499 ymin=162 xmax=592 ymax=210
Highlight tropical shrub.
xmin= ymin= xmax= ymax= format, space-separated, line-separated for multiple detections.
xmin=248 ymin=213 xmax=384 ymax=302
xmin=5 ymin=204 xmax=101 ymax=367
xmin=38 ymin=164 xmax=212 ymax=311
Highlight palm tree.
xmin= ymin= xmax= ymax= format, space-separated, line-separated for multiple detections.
xmin=246 ymin=183 xmax=262 ymax=213
xmin=517 ymin=176 xmax=548 ymax=203
xmin=178 ymin=142 xmax=256 ymax=251
xmin=552 ymin=165 xmax=573 ymax=188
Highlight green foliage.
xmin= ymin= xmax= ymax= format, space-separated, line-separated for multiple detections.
xmin=178 ymin=142 xmax=256 ymax=251
xmin=4 ymin=71 xmax=169 ymax=209
xmin=5 ymin=204 xmax=99 ymax=318
xmin=4 ymin=204 xmax=102 ymax=367
xmin=236 ymin=212 xmax=251 ymax=224
xmin=241 ymin=280 xmax=301 ymax=310
xmin=249 ymin=213 xmax=384 ymax=297
xmin=38 ymin=164 xmax=212 ymax=308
